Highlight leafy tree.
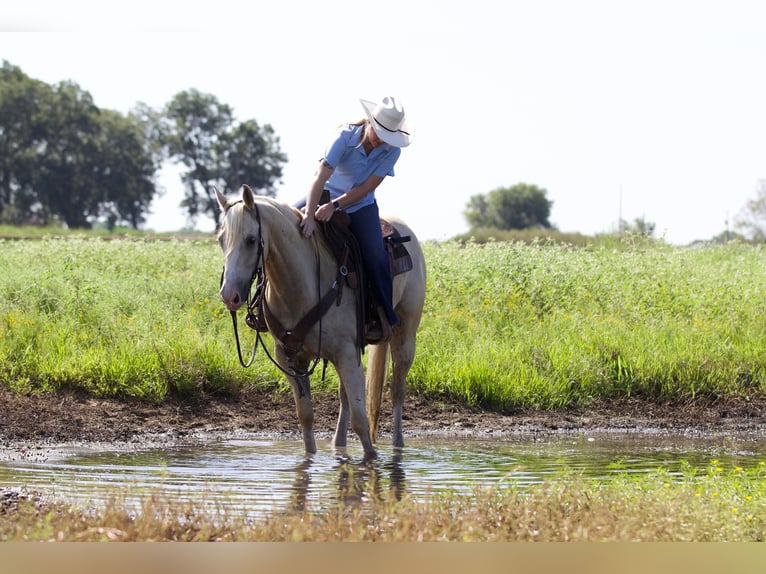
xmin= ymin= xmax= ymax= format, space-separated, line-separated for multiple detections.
xmin=160 ymin=89 xmax=287 ymax=227
xmin=1 ymin=61 xmax=160 ymax=228
xmin=618 ymin=216 xmax=656 ymax=237
xmin=465 ymin=183 xmax=553 ymax=230
xmin=94 ymin=109 xmax=157 ymax=229
xmin=0 ymin=61 xmax=54 ymax=224
xmin=735 ymin=179 xmax=766 ymax=241
xmin=2 ymin=64 xmax=287 ymax=230
xmin=34 ymin=80 xmax=104 ymax=228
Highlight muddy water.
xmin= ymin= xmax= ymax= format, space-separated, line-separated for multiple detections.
xmin=1 ymin=435 xmax=764 ymax=519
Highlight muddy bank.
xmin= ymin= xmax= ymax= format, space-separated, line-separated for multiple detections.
xmin=2 ymin=386 xmax=765 ymax=458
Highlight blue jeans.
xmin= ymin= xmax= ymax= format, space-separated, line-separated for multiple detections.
xmin=348 ymin=202 xmax=399 ymax=326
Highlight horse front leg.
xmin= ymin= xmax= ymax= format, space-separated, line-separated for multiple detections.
xmin=276 ymin=346 xmax=316 ymax=455
xmin=335 ymin=353 xmax=377 ymax=458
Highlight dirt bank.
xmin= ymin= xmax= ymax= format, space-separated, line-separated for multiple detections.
xmin=2 ymin=386 xmax=765 ymax=453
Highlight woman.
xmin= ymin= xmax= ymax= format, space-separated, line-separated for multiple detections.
xmin=299 ymin=96 xmax=413 ymax=340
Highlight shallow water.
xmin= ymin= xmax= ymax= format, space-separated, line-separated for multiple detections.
xmin=1 ymin=434 xmax=764 ymax=519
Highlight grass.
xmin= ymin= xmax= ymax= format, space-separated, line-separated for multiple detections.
xmin=2 ymin=235 xmax=766 ymax=408
xmin=415 ymin=237 xmax=766 ymax=408
xmin=2 ymin=461 xmax=764 ymax=541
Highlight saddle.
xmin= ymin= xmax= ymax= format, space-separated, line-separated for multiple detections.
xmin=318 ymin=205 xmax=413 ymax=347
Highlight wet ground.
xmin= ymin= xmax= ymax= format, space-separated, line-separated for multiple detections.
xmin=1 ymin=386 xmax=765 ymax=518
xmin=2 ymin=386 xmax=765 ymax=459
xmin=3 ymin=433 xmax=765 ymax=520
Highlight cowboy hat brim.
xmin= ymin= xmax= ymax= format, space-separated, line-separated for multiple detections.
xmin=360 ymin=98 xmax=413 ymax=148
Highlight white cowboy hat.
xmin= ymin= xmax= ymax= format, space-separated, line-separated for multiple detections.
xmin=360 ymin=96 xmax=413 ymax=147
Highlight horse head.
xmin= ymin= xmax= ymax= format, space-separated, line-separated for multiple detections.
xmin=216 ymin=185 xmax=263 ymax=311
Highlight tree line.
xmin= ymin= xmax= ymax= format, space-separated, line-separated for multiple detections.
xmin=0 ymin=60 xmax=286 ymax=230
xmin=14 ymin=56 xmax=757 ymax=243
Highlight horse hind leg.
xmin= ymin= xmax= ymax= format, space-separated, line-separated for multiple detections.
xmin=389 ymin=324 xmax=418 ymax=449
xmin=334 ymin=380 xmax=350 ymax=449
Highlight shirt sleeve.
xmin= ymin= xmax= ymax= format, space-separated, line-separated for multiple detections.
xmin=373 ymin=147 xmax=401 ymax=178
xmin=323 ymin=127 xmax=353 ymax=169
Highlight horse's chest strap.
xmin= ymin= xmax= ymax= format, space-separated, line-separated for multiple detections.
xmin=262 ymin=286 xmax=340 ymax=357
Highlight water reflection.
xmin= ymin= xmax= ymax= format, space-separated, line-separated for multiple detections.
xmin=334 ymin=450 xmax=407 ymax=508
xmin=0 ymin=435 xmax=764 ymax=519
xmin=284 ymin=449 xmax=406 ymax=515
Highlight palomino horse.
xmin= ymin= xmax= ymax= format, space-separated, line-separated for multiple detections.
xmin=216 ymin=185 xmax=426 ymax=457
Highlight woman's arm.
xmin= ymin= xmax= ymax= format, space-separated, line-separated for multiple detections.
xmin=299 ymin=161 xmax=334 ymax=238
xmin=313 ymin=174 xmax=385 ymax=222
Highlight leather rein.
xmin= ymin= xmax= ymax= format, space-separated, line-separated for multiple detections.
xmin=225 ymin=200 xmax=346 ymax=377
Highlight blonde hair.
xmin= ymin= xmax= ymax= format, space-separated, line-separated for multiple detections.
xmin=346 ymin=118 xmax=372 ymax=149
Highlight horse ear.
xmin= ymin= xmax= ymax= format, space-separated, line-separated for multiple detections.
xmin=214 ymin=186 xmax=230 ymax=212
xmin=242 ymin=184 xmax=255 ymax=210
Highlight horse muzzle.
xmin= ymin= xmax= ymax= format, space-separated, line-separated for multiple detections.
xmin=220 ymin=282 xmax=247 ymax=312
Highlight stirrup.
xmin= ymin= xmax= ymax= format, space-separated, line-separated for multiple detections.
xmin=365 ymin=307 xmax=393 ymax=345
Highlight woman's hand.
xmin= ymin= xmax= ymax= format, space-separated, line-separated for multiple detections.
xmin=300 ymin=213 xmax=316 ymax=238
xmin=314 ymin=202 xmax=336 ymax=222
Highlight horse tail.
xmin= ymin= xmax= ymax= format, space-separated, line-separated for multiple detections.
xmin=365 ymin=341 xmax=390 ymax=444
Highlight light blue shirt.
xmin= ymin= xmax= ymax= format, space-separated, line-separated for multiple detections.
xmin=323 ymin=124 xmax=401 ymax=214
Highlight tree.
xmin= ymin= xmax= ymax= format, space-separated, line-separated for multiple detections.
xmin=94 ymin=109 xmax=157 ymax=229
xmin=0 ymin=61 xmax=53 ymax=224
xmin=34 ymin=80 xmax=104 ymax=228
xmin=735 ymin=179 xmax=766 ymax=241
xmin=618 ymin=216 xmax=656 ymax=237
xmin=160 ymin=90 xmax=287 ymax=227
xmin=1 ymin=61 xmax=160 ymax=228
xmin=465 ymin=183 xmax=553 ymax=230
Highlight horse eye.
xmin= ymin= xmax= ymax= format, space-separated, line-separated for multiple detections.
xmin=245 ymin=235 xmax=258 ymax=248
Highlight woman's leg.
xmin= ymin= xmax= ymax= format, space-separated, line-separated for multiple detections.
xmin=348 ymin=202 xmax=399 ymax=326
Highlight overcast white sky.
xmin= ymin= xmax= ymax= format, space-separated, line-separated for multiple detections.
xmin=2 ymin=0 xmax=765 ymax=243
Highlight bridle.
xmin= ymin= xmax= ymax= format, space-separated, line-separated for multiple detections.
xmin=223 ymin=199 xmax=325 ymax=378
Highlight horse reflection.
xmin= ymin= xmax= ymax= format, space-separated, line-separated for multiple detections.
xmin=286 ymin=450 xmax=407 ymax=515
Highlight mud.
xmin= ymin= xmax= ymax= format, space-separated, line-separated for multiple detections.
xmin=2 ymin=386 xmax=765 ymax=461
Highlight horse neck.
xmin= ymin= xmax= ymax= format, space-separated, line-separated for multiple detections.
xmin=258 ymin=201 xmax=333 ymax=313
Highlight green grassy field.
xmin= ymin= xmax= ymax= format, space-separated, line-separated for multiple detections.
xmin=1 ymin=234 xmax=765 ymax=407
